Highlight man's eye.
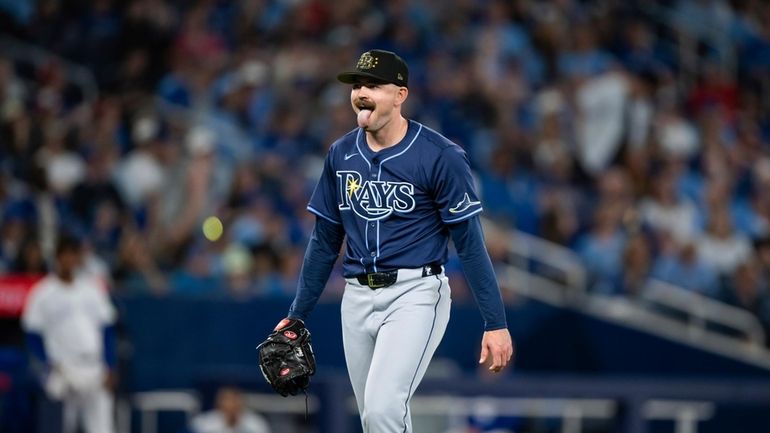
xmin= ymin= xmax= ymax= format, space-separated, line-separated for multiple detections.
xmin=353 ymin=84 xmax=362 ymax=89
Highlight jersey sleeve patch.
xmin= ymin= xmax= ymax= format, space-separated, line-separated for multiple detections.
xmin=443 ymin=205 xmax=483 ymax=223
xmin=432 ymin=146 xmax=484 ymax=223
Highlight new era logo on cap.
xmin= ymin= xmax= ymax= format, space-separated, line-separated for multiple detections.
xmin=338 ymin=49 xmax=409 ymax=88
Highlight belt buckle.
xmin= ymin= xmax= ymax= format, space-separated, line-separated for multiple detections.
xmin=367 ymin=274 xmax=385 ymax=288
xmin=422 ymin=264 xmax=441 ymax=277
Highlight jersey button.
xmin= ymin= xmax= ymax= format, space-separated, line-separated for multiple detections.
xmin=370 ymin=252 xmax=376 ymax=257
xmin=371 ymin=173 xmax=376 ymax=178
xmin=369 ymin=222 xmax=375 ymax=227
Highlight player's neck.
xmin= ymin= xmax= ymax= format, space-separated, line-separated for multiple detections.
xmin=56 ymin=270 xmax=75 ymax=284
xmin=365 ymin=116 xmax=408 ymax=152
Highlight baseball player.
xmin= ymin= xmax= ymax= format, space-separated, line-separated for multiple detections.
xmin=279 ymin=49 xmax=513 ymax=433
xmin=22 ymin=236 xmax=117 ymax=433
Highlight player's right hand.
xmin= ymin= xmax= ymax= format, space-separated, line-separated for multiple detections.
xmin=479 ymin=328 xmax=514 ymax=373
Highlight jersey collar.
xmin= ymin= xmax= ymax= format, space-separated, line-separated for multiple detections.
xmin=356 ymin=119 xmax=419 ymax=163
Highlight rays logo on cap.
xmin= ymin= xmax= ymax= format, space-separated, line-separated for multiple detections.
xmin=356 ymin=52 xmax=378 ymax=70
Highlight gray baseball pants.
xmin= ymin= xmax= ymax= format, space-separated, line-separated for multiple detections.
xmin=341 ymin=267 xmax=452 ymax=433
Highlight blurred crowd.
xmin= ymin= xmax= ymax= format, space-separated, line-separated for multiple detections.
xmin=1 ymin=0 xmax=770 ymax=336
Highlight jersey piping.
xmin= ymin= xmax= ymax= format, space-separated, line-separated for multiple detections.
xmin=307 ymin=205 xmax=342 ymax=225
xmin=442 ymin=206 xmax=483 ymax=224
xmin=373 ymin=124 xmax=423 ymax=271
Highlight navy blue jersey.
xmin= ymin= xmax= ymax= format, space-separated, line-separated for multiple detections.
xmin=307 ymin=120 xmax=483 ymax=277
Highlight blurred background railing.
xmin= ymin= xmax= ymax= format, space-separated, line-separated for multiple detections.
xmin=495 ymin=220 xmax=770 ymax=363
xmin=0 ymin=35 xmax=99 ymax=103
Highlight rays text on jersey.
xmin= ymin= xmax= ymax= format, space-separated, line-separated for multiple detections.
xmin=336 ymin=171 xmax=416 ymax=220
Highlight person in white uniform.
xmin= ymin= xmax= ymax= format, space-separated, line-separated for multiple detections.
xmin=190 ymin=386 xmax=272 ymax=433
xmin=22 ymin=235 xmax=117 ymax=433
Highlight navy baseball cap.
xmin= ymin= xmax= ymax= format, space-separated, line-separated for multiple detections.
xmin=337 ymin=49 xmax=409 ymax=88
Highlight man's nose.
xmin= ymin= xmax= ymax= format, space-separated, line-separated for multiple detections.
xmin=355 ymin=93 xmax=372 ymax=105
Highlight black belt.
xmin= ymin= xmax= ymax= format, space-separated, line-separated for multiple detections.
xmin=355 ymin=263 xmax=442 ymax=289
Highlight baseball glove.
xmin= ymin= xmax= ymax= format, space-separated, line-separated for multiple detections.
xmin=257 ymin=318 xmax=316 ymax=397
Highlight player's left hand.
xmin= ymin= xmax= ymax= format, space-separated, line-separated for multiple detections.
xmin=479 ymin=328 xmax=514 ymax=373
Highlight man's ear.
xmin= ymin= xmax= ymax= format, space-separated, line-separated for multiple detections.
xmin=395 ymin=86 xmax=408 ymax=107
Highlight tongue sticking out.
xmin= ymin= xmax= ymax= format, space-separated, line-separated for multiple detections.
xmin=357 ymin=109 xmax=372 ymax=128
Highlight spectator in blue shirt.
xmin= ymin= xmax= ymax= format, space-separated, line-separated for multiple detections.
xmin=576 ymin=202 xmax=627 ymax=293
xmin=558 ymin=23 xmax=615 ymax=80
xmin=651 ymin=241 xmax=720 ymax=298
